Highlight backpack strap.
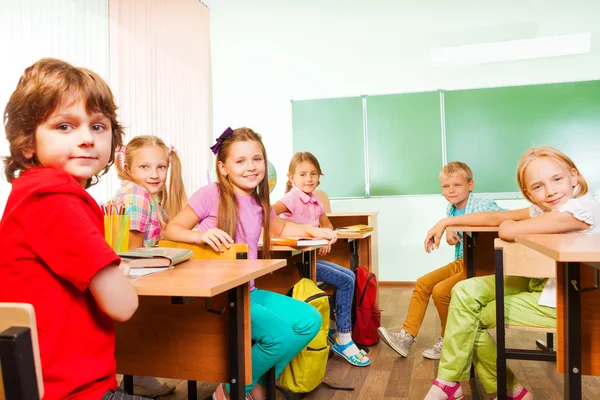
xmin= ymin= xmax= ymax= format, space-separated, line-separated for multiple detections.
xmin=320 ymin=382 xmax=355 ymax=391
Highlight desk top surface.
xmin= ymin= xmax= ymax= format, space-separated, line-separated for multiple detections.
xmin=326 ymin=212 xmax=378 ymax=217
xmin=336 ymin=231 xmax=372 ymax=240
xmin=447 ymin=226 xmax=499 ymax=233
xmin=516 ymin=234 xmax=600 ymax=262
xmin=131 ymin=259 xmax=287 ymax=297
xmin=261 ymin=245 xmax=323 ymax=254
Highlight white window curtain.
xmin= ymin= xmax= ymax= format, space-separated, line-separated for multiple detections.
xmin=0 ymin=0 xmax=110 ymax=216
xmin=109 ymin=0 xmax=212 ymax=200
xmin=0 ymin=0 xmax=211 ymax=216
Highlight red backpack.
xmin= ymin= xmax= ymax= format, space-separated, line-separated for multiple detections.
xmin=352 ymin=266 xmax=380 ymax=346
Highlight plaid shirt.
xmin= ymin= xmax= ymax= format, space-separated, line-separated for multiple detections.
xmin=112 ymin=181 xmax=167 ymax=247
xmin=446 ymin=195 xmax=504 ymax=260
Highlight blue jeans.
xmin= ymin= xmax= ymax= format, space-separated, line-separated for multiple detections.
xmin=316 ymin=260 xmax=355 ymax=333
xmin=242 ymin=288 xmax=321 ymax=393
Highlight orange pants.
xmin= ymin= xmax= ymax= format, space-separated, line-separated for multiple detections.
xmin=403 ymin=258 xmax=464 ymax=338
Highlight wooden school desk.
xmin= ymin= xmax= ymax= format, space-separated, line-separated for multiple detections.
xmin=323 ymin=212 xmax=378 ymax=275
xmin=446 ymin=226 xmax=498 ymax=279
xmin=115 ymin=258 xmax=287 ymax=400
xmin=516 ymin=234 xmax=600 ymax=400
xmin=256 ymin=244 xmax=321 ymax=293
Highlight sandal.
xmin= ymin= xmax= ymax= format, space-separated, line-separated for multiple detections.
xmin=212 ymin=383 xmax=227 ymax=400
xmin=327 ymin=329 xmax=336 ymax=345
xmin=331 ymin=338 xmax=371 ymax=367
xmin=429 ymin=379 xmax=463 ymax=400
xmin=508 ymin=387 xmax=532 ymax=400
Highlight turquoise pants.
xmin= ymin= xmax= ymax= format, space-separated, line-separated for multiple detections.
xmin=233 ymin=288 xmax=321 ymax=394
xmin=438 ymin=275 xmax=556 ymax=394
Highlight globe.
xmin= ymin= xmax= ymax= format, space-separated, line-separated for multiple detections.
xmin=267 ymin=160 xmax=277 ymax=193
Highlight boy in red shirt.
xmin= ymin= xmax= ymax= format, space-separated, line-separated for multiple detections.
xmin=0 ymin=58 xmax=144 ymax=400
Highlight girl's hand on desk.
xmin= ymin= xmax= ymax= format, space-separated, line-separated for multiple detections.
xmin=309 ymin=227 xmax=337 ymax=245
xmin=424 ymin=221 xmax=446 ymax=253
xmin=199 ymin=228 xmax=234 ymax=252
xmin=318 ymin=244 xmax=332 ymax=256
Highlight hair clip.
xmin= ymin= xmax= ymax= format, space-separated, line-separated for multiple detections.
xmin=169 ymin=145 xmax=177 ymax=154
xmin=210 ymin=127 xmax=234 ymax=155
xmin=118 ymin=146 xmax=126 ymax=169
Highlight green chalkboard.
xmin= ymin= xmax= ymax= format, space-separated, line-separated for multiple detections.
xmin=366 ymin=92 xmax=443 ymax=195
xmin=292 ymin=97 xmax=366 ymax=197
xmin=445 ymin=81 xmax=600 ymax=193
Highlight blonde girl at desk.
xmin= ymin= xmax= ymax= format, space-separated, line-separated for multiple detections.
xmin=274 ymin=151 xmax=371 ymax=367
xmin=111 ymin=135 xmax=187 ymax=397
xmin=165 ymin=127 xmax=336 ymax=400
xmin=423 ymin=146 xmax=600 ymax=400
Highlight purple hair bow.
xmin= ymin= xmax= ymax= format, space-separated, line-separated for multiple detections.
xmin=210 ymin=127 xmax=234 ymax=155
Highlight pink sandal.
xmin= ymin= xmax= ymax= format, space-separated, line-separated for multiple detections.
xmin=431 ymin=379 xmax=464 ymax=399
xmin=508 ymin=387 xmax=531 ymax=400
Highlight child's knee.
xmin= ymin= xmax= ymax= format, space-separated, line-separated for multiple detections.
xmin=450 ymin=280 xmax=469 ymax=298
xmin=305 ymin=306 xmax=322 ymax=336
xmin=415 ymin=275 xmax=431 ymax=293
xmin=432 ymin=284 xmax=449 ymax=304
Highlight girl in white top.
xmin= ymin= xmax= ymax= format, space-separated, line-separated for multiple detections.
xmin=421 ymin=146 xmax=600 ymax=400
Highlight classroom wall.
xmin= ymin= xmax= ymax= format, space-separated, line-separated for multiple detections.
xmin=207 ymin=0 xmax=600 ymax=281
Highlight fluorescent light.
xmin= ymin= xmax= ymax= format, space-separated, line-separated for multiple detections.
xmin=431 ymin=32 xmax=591 ymax=66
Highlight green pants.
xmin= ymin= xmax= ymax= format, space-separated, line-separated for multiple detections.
xmin=438 ymin=275 xmax=556 ymax=394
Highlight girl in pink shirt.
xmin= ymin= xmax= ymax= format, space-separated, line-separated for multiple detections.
xmin=274 ymin=152 xmax=371 ymax=367
xmin=165 ymin=128 xmax=336 ymax=400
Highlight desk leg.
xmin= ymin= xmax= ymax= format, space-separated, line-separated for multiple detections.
xmin=564 ymin=262 xmax=582 ymax=400
xmin=228 ymin=285 xmax=246 ymax=400
xmin=464 ymin=232 xmax=478 ymax=386
xmin=465 ymin=232 xmax=475 ymax=278
xmin=349 ymin=240 xmax=359 ymax=271
xmin=266 ymin=366 xmax=276 ymax=400
xmin=123 ymin=375 xmax=133 ymax=395
xmin=495 ymin=248 xmax=507 ymax=400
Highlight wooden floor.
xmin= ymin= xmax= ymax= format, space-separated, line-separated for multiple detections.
xmin=127 ymin=286 xmax=600 ymax=399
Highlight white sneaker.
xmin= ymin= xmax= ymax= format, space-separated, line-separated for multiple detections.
xmin=422 ymin=336 xmax=444 ymax=360
xmin=377 ymin=327 xmax=415 ymax=357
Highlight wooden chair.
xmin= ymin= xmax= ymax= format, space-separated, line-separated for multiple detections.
xmin=494 ymin=239 xmax=557 ymax=400
xmin=313 ymin=189 xmax=332 ymax=214
xmin=159 ymin=240 xmax=249 ymax=260
xmin=0 ymin=303 xmax=43 ymax=400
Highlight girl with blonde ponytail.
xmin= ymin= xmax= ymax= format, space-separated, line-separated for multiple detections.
xmin=111 ymin=135 xmax=187 ymax=396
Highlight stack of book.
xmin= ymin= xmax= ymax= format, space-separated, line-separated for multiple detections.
xmin=335 ymin=224 xmax=374 ymax=234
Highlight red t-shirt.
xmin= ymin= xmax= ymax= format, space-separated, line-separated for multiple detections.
xmin=0 ymin=168 xmax=121 ymax=399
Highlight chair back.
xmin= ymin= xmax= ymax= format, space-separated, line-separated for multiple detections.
xmin=0 ymin=303 xmax=43 ymax=400
xmin=495 ymin=238 xmax=555 ymax=278
xmin=159 ymin=240 xmax=249 ymax=260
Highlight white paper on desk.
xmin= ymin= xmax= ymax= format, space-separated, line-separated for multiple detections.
xmin=128 ymin=266 xmax=173 ymax=278
xmin=538 ymin=278 xmax=557 ymax=308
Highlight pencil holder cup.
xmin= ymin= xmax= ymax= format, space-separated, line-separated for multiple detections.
xmin=104 ymin=215 xmax=130 ymax=252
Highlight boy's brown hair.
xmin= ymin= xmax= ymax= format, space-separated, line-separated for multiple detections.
xmin=3 ymin=58 xmax=124 ymax=187
xmin=439 ymin=161 xmax=473 ymax=182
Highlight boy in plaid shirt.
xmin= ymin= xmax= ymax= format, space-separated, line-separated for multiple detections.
xmin=377 ymin=161 xmax=503 ymax=360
